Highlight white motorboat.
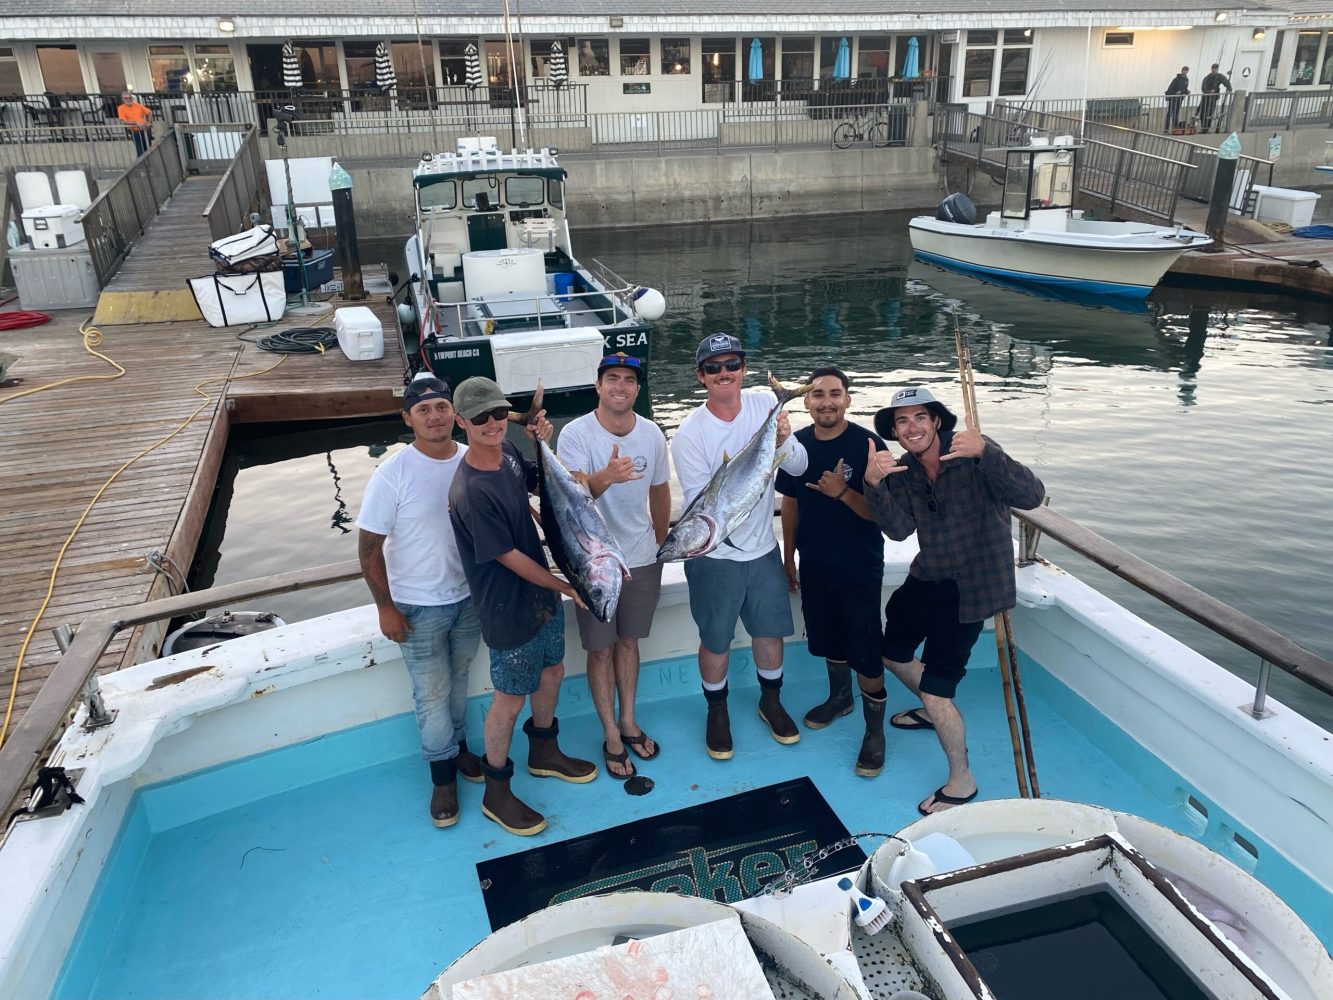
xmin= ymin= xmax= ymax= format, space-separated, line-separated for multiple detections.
xmin=908 ymin=140 xmax=1211 ymax=300
xmin=392 ymin=137 xmax=664 ymax=413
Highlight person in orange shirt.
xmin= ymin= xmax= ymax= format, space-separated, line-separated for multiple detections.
xmin=117 ymin=91 xmax=153 ymax=158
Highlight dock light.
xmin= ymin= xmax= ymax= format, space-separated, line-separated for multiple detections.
xmin=1253 ymin=28 xmax=1267 ymax=40
xmin=1215 ymin=11 xmax=1228 ymax=22
xmin=218 ymin=16 xmax=235 ymax=32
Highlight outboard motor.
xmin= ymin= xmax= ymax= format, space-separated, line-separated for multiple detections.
xmin=936 ymin=192 xmax=977 ymax=225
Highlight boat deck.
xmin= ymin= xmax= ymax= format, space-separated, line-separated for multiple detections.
xmin=0 ymin=294 xmax=403 ymax=746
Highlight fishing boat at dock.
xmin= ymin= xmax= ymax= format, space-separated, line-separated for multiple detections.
xmin=391 ymin=137 xmax=664 ymax=413
xmin=909 ymin=138 xmax=1212 ymax=300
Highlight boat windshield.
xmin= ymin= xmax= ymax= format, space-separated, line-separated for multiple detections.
xmin=1002 ymin=148 xmax=1075 ymax=219
xmin=419 ymin=180 xmax=457 ymax=211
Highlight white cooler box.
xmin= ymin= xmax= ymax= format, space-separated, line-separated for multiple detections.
xmin=334 ymin=306 xmax=384 ymax=361
xmin=489 ymin=328 xmax=603 ymax=395
xmin=1251 ymin=185 xmax=1320 ymax=228
xmin=22 ymin=204 xmax=85 ymax=250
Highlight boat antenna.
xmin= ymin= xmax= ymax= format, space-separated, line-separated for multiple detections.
xmin=952 ymin=308 xmax=1041 ymax=799
xmin=501 ymin=0 xmax=528 ymax=148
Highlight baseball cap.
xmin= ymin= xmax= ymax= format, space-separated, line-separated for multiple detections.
xmin=873 ymin=385 xmax=958 ymax=440
xmin=598 ymin=352 xmax=644 ymax=378
xmin=694 ymin=333 xmax=746 ymax=367
xmin=452 ymin=376 xmax=511 ymax=420
xmin=402 ymin=374 xmax=451 ymax=411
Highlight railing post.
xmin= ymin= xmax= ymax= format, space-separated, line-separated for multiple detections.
xmin=1108 ymin=147 xmax=1126 ymax=214
xmin=1248 ymin=659 xmax=1276 ymax=719
xmin=1286 ymin=94 xmax=1298 ymax=131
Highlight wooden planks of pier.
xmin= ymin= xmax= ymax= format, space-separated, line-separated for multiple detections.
xmin=0 ymin=295 xmax=403 ymax=749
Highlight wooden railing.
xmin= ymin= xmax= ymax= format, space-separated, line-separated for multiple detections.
xmin=80 ymin=129 xmax=185 ymax=287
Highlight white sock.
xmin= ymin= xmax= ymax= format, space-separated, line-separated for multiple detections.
xmin=756 ymin=667 xmax=783 ymax=682
xmin=702 ymin=677 xmax=727 ymax=692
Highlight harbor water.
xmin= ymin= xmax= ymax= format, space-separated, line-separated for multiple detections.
xmin=192 ymin=210 xmax=1333 ymax=731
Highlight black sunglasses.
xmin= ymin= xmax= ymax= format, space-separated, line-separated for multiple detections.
xmin=468 ymin=406 xmax=511 ymax=426
xmin=602 ymin=354 xmax=642 ymax=368
xmin=925 ymin=481 xmax=944 ymax=514
xmin=700 ymin=358 xmax=744 ymax=375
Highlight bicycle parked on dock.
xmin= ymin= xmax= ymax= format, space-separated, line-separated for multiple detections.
xmin=833 ymin=108 xmax=892 ymax=149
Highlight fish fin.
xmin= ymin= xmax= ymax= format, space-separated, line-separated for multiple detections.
xmin=722 ymin=537 xmax=743 ymax=550
xmin=768 ymin=372 xmax=813 ymax=407
xmin=721 ymin=450 xmax=731 ymax=465
xmin=509 ymin=381 xmax=546 ymax=424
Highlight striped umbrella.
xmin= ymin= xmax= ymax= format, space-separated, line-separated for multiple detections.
xmin=547 ymin=40 xmax=568 ymax=88
xmin=282 ymin=42 xmax=303 ymax=89
xmin=374 ymin=41 xmax=397 ymax=91
xmin=464 ymin=42 xmax=483 ymax=91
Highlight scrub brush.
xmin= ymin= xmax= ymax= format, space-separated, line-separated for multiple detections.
xmin=838 ymin=875 xmax=892 ymax=934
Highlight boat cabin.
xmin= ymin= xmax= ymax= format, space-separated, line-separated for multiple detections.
xmin=997 ymin=138 xmax=1078 ymax=231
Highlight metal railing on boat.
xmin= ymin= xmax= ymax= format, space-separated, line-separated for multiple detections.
xmin=2 ymin=506 xmax=1330 ymax=824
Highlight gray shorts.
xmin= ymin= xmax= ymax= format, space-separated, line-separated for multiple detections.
xmin=488 ymin=605 xmax=565 ymax=695
xmin=575 ymin=561 xmax=664 ymax=652
xmin=684 ymin=548 xmax=795 ymax=654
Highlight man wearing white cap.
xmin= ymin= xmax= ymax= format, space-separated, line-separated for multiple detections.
xmin=864 ymin=386 xmax=1045 ymax=815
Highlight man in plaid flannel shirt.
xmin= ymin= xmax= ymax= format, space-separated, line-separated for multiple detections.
xmin=864 ymin=386 xmax=1045 ymax=816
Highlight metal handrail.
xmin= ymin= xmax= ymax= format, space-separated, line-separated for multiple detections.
xmin=198 ymin=126 xmax=267 ymax=241
xmin=2 ymin=507 xmax=1330 ymax=819
xmin=429 ymin=270 xmax=635 ymax=336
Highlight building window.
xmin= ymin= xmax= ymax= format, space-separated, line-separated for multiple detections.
xmin=1103 ymin=32 xmax=1135 ymax=48
xmin=344 ymin=41 xmax=378 ymax=91
xmin=1292 ymin=30 xmax=1320 ymax=85
xmin=148 ymin=45 xmax=192 ymax=93
xmin=818 ymin=37 xmax=844 ymax=80
xmin=963 ymin=28 xmax=1030 ymax=98
xmin=701 ymin=37 xmax=736 ymax=102
xmin=963 ymin=48 xmax=993 ymax=97
xmin=36 ymin=45 xmax=84 ymax=94
xmin=1322 ymin=35 xmax=1333 ymax=85
xmin=1 ymin=47 xmax=26 ymax=96
xmin=781 ymin=36 xmax=814 ymax=89
xmin=620 ymin=38 xmax=650 ymax=75
xmin=859 ymin=36 xmax=890 ymax=79
xmin=530 ymin=37 xmax=574 ymax=78
xmin=292 ymin=41 xmax=339 ymax=88
xmin=440 ymin=39 xmax=471 ymax=87
xmin=194 ymin=44 xmax=237 ymax=92
xmin=662 ymin=38 xmax=690 ymax=75
xmin=577 ymin=38 xmax=609 ymax=76
xmin=90 ymin=52 xmax=127 ymax=94
xmin=392 ymin=40 xmax=434 ymax=88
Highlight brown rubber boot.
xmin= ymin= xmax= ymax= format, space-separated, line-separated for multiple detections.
xmin=704 ymin=684 xmax=733 ymax=760
xmin=480 ymin=757 xmax=546 ymax=836
xmin=856 ymin=692 xmax=888 ymax=778
xmin=456 ymin=739 xmax=484 ymax=784
xmin=428 ymin=758 xmax=459 ymax=828
xmin=758 ymin=675 xmax=800 ymax=745
xmin=804 ymin=661 xmax=855 ymax=729
xmin=524 ymin=717 xmax=598 ymax=783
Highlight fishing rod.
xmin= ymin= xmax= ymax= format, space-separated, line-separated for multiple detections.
xmin=952 ymin=310 xmax=1040 ymax=799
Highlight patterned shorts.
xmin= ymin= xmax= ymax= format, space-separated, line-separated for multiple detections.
xmin=488 ymin=604 xmax=566 ymax=695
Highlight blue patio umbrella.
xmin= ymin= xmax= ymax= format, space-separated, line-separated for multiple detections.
xmin=904 ymin=37 xmax=920 ymax=79
xmin=833 ymin=37 xmax=851 ymax=81
xmin=748 ymin=38 xmax=764 ymax=82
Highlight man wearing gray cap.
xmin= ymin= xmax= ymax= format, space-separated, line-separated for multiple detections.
xmin=671 ymin=333 xmax=808 ymax=760
xmin=357 ymin=374 xmax=481 ymax=830
xmin=449 ymin=376 xmax=597 ymax=838
xmin=864 ymin=386 xmax=1044 ymax=815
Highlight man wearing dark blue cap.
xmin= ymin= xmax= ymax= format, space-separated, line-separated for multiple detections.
xmin=357 ymin=374 xmax=482 ymax=830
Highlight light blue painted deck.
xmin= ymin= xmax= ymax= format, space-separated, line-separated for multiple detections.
xmin=53 ymin=644 xmax=1330 ymax=1000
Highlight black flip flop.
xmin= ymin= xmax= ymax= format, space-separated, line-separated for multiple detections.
xmin=603 ymin=742 xmax=635 ymax=781
xmin=620 ymin=730 xmax=660 ymax=761
xmin=918 ymin=785 xmax=978 ymax=816
xmin=890 ymin=707 xmax=935 ymax=731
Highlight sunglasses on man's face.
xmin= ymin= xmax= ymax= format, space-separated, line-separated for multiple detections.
xmin=602 ymin=354 xmax=642 ymax=368
xmin=700 ymin=358 xmax=744 ymax=376
xmin=468 ymin=406 xmax=511 ymax=426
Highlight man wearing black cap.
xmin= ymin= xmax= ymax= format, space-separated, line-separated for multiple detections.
xmin=449 ymin=376 xmax=597 ymax=838
xmin=558 ymin=353 xmax=670 ymax=779
xmin=671 ymin=333 xmax=808 ymax=760
xmin=357 ymin=374 xmax=482 ymax=830
xmin=864 ymin=386 xmax=1044 ymax=815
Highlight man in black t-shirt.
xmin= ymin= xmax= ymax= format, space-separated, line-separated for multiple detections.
xmin=777 ymin=366 xmax=891 ymax=777
xmin=449 ymin=377 xmax=597 ymax=838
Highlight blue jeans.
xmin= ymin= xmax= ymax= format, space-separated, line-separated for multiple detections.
xmin=395 ymin=598 xmax=482 ymax=763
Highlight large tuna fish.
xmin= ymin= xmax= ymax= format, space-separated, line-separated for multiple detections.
xmin=657 ymin=375 xmax=811 ymax=561
xmin=536 ymin=438 xmax=630 ymax=623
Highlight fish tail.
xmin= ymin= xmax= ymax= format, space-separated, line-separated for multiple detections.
xmin=767 ymin=372 xmax=813 ymax=407
xmin=509 ymin=380 xmax=546 ymax=425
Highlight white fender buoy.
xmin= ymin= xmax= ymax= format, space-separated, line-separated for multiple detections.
xmin=632 ymin=286 xmax=666 ymax=321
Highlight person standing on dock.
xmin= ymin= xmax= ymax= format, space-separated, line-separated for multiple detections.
xmin=557 ymin=353 xmax=671 ymax=780
xmin=863 ymin=387 xmax=1045 ymax=815
xmin=1199 ymin=64 xmax=1232 ymax=133
xmin=672 ymin=333 xmax=809 ymax=761
xmin=356 ymin=375 xmax=483 ymax=830
xmin=1164 ymin=66 xmax=1190 ymax=133
xmin=777 ymin=367 xmax=891 ymax=777
xmin=449 ymin=376 xmax=597 ymax=837
xmin=117 ymin=92 xmax=153 ymax=158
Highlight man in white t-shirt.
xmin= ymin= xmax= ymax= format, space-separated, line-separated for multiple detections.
xmin=558 ymin=353 xmax=670 ymax=779
xmin=670 ymin=334 xmax=809 ymax=760
xmin=356 ymin=375 xmax=481 ymax=829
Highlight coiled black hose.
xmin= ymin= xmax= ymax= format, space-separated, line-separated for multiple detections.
xmin=238 ymin=326 xmax=339 ymax=354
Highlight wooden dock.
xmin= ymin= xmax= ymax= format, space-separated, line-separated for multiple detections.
xmin=0 ymin=294 xmax=403 ymax=745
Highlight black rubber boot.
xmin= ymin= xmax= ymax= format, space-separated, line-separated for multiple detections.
xmin=480 ymin=757 xmax=546 ymax=836
xmin=704 ymin=684 xmax=733 ymax=760
xmin=757 ymin=675 xmax=800 ymax=745
xmin=524 ymin=717 xmax=598 ymax=783
xmin=456 ymin=739 xmax=484 ymax=784
xmin=428 ymin=757 xmax=459 ymax=828
xmin=856 ymin=691 xmax=888 ymax=778
xmin=804 ymin=661 xmax=855 ymax=729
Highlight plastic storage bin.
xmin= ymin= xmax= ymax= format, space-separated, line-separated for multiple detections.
xmin=22 ymin=204 xmax=85 ymax=249
xmin=8 ymin=245 xmax=99 ymax=310
xmin=490 ymin=328 xmax=603 ymax=395
xmin=282 ymin=248 xmax=334 ymax=293
xmin=1251 ymin=185 xmax=1320 ymax=229
xmin=334 ymin=306 xmax=384 ymax=361
xmin=552 ymin=272 xmax=575 ymax=298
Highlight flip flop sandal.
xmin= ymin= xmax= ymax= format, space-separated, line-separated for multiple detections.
xmin=918 ymin=785 xmax=978 ymax=816
xmin=603 ymin=742 xmax=636 ymax=781
xmin=890 ymin=707 xmax=935 ymax=731
xmin=620 ymin=730 xmax=660 ymax=761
